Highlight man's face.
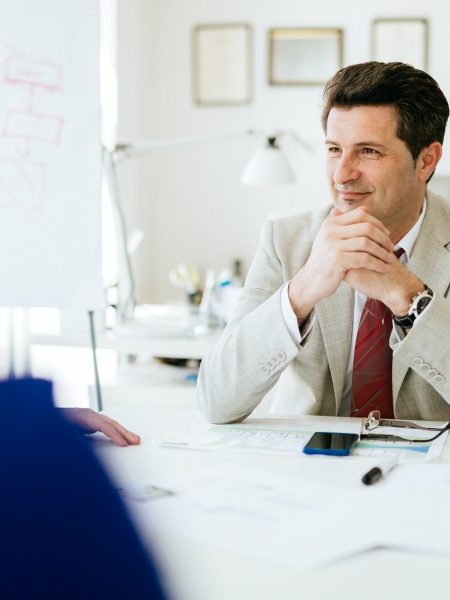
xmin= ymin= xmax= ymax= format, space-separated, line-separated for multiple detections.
xmin=325 ymin=105 xmax=425 ymax=240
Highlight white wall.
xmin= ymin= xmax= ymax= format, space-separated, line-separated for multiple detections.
xmin=117 ymin=0 xmax=450 ymax=304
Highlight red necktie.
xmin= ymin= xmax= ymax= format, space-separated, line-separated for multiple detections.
xmin=351 ymin=249 xmax=404 ymax=418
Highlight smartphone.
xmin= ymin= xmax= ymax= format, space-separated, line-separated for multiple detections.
xmin=303 ymin=432 xmax=359 ymax=456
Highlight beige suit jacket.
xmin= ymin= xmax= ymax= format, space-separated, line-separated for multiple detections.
xmin=198 ymin=190 xmax=450 ymax=423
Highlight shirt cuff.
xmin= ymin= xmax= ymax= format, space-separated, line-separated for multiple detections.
xmin=392 ymin=320 xmax=406 ymax=342
xmin=281 ymin=282 xmax=314 ymax=344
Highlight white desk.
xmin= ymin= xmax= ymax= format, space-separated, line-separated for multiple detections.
xmin=94 ymin=403 xmax=450 ymax=600
xmin=30 ymin=328 xmax=221 ymax=360
xmin=29 ymin=307 xmax=221 ymax=408
xmin=29 ymin=303 xmax=223 ymax=360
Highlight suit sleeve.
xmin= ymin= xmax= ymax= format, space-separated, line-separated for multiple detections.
xmin=197 ymin=220 xmax=301 ymax=424
xmin=393 ymin=294 xmax=450 ymax=402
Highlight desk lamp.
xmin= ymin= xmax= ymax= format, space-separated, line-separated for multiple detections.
xmin=241 ymin=133 xmax=310 ymax=185
xmin=103 ymin=129 xmax=310 ymax=321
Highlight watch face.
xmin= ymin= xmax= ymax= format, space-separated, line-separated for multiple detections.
xmin=416 ymin=295 xmax=432 ymax=314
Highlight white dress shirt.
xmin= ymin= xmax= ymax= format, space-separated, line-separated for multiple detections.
xmin=281 ymin=200 xmax=429 ymax=416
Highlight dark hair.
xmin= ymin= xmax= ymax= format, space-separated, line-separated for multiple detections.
xmin=321 ymin=61 xmax=449 ymax=160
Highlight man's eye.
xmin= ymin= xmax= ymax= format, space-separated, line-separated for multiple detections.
xmin=361 ymin=147 xmax=379 ymax=155
xmin=327 ymin=147 xmax=341 ymax=154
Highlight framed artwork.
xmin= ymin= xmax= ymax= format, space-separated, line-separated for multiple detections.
xmin=372 ymin=18 xmax=428 ymax=70
xmin=268 ymin=28 xmax=343 ymax=86
xmin=193 ymin=23 xmax=252 ymax=105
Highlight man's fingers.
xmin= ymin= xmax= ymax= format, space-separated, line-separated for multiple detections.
xmin=341 ymin=249 xmax=392 ymax=273
xmin=338 ymin=222 xmax=394 ymax=252
xmin=302 ymin=205 xmax=395 ymax=306
xmin=325 ymin=209 xmax=394 ymax=253
xmin=330 ymin=207 xmax=343 ymax=217
xmin=340 ymin=230 xmax=395 ymax=257
xmin=330 ymin=206 xmax=391 ymax=236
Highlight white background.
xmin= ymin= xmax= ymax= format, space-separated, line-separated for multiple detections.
xmin=115 ymin=0 xmax=450 ymax=304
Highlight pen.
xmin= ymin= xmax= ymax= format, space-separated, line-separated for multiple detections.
xmin=362 ymin=456 xmax=399 ymax=485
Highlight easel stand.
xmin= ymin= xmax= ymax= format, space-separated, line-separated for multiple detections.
xmin=4 ymin=308 xmax=103 ymax=413
xmin=5 ymin=308 xmax=31 ymax=379
xmin=88 ymin=310 xmax=103 ymax=412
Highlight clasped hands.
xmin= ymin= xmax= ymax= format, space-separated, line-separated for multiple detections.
xmin=288 ymin=206 xmax=424 ymax=324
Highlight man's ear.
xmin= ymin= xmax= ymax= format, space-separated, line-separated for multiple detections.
xmin=417 ymin=141 xmax=442 ymax=182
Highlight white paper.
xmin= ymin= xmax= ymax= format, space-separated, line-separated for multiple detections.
xmin=358 ymin=464 xmax=450 ymax=556
xmin=120 ymin=464 xmax=377 ymax=572
xmin=0 ymin=0 xmax=103 ymax=309
xmin=120 ymin=461 xmax=450 ymax=571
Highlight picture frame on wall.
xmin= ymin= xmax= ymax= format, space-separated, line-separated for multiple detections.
xmin=268 ymin=28 xmax=343 ymax=86
xmin=193 ymin=23 xmax=252 ymax=105
xmin=372 ymin=18 xmax=428 ymax=71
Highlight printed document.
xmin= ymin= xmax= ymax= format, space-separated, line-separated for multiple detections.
xmin=162 ymin=415 xmax=447 ymax=462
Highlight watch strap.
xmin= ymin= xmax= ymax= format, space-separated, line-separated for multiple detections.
xmin=393 ymin=287 xmax=433 ymax=329
xmin=393 ymin=312 xmax=415 ymax=328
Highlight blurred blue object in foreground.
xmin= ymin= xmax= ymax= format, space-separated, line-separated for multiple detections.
xmin=0 ymin=378 xmax=167 ymax=599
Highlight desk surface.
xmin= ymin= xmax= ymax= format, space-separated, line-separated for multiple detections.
xmin=95 ymin=405 xmax=450 ymax=600
xmin=29 ymin=304 xmax=222 ymax=359
xmin=31 ymin=329 xmax=221 ymax=359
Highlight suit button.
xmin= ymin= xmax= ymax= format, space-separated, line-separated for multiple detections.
xmin=420 ymin=363 xmax=431 ymax=373
xmin=262 ymin=366 xmax=270 ymax=374
xmin=412 ymin=357 xmax=423 ymax=367
xmin=427 ymin=369 xmax=438 ymax=378
xmin=267 ymin=361 xmax=273 ymax=368
xmin=434 ymin=374 xmax=445 ymax=384
xmin=275 ymin=351 xmax=286 ymax=361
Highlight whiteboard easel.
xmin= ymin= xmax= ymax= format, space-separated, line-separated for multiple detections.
xmin=0 ymin=0 xmax=104 ymax=408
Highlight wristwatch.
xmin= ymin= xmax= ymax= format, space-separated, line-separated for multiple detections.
xmin=393 ymin=286 xmax=434 ymax=328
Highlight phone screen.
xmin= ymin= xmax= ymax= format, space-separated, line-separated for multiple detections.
xmin=303 ymin=432 xmax=359 ymax=456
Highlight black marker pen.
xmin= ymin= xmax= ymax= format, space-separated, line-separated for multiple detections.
xmin=362 ymin=456 xmax=398 ymax=485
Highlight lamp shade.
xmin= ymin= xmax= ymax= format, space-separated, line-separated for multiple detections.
xmin=241 ymin=138 xmax=296 ymax=185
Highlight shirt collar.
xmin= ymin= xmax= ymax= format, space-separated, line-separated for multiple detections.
xmin=395 ymin=198 xmax=426 ymax=261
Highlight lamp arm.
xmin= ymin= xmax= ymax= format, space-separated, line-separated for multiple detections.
xmin=102 ymin=148 xmax=136 ymax=320
xmin=274 ymin=131 xmax=313 ymax=153
xmin=111 ymin=129 xmax=265 ymax=163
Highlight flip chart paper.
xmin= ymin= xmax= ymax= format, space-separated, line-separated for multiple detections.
xmin=0 ymin=0 xmax=103 ymax=309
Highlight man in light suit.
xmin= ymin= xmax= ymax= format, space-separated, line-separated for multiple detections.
xmin=198 ymin=61 xmax=450 ymax=424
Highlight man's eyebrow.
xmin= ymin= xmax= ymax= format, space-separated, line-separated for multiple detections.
xmin=325 ymin=139 xmax=387 ymax=149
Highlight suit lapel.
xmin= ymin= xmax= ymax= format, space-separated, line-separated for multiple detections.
xmin=315 ymin=281 xmax=354 ymax=414
xmin=393 ymin=191 xmax=450 ymax=402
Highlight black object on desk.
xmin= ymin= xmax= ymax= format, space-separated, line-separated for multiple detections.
xmin=362 ymin=466 xmax=383 ymax=485
xmin=303 ymin=432 xmax=359 ymax=456
xmin=362 ymin=456 xmax=398 ymax=485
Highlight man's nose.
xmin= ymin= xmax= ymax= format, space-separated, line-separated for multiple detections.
xmin=333 ymin=153 xmax=360 ymax=185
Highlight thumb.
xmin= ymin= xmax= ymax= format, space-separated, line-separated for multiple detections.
xmin=330 ymin=206 xmax=343 ymax=217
